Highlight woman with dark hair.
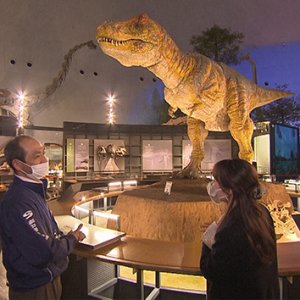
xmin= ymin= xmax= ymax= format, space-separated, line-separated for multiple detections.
xmin=200 ymin=159 xmax=279 ymax=299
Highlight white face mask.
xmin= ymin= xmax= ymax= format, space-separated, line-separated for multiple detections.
xmin=19 ymin=160 xmax=49 ymax=180
xmin=207 ymin=180 xmax=228 ymax=204
xmin=30 ymin=161 xmax=49 ymax=179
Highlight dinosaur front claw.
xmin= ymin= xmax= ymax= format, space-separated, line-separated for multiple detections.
xmin=168 ymin=106 xmax=177 ymax=119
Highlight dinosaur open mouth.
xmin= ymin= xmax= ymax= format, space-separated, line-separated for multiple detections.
xmin=98 ymin=37 xmax=145 ymax=47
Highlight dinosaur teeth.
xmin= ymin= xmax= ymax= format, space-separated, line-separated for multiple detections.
xmin=103 ymin=37 xmax=112 ymax=43
xmin=100 ymin=37 xmax=128 ymax=46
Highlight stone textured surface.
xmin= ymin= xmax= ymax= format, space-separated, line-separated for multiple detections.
xmin=111 ymin=180 xmax=293 ymax=242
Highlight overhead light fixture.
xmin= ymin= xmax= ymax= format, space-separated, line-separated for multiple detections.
xmin=107 ymin=94 xmax=116 ymax=125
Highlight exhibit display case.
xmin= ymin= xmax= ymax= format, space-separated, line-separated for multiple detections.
xmin=254 ymin=122 xmax=300 ymax=180
xmin=285 ymin=179 xmax=300 ymax=193
xmin=62 ymin=121 xmax=238 ymax=180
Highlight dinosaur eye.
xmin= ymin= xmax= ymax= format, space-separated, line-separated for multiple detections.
xmin=133 ymin=21 xmax=144 ymax=32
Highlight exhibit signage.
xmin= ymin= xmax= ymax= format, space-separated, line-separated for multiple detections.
xmin=142 ymin=140 xmax=173 ymax=172
xmin=74 ymin=139 xmax=89 ymax=172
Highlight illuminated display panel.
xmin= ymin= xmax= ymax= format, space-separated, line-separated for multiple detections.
xmin=272 ymin=124 xmax=299 ymax=177
xmin=142 ymin=140 xmax=173 ymax=172
xmin=254 ymin=134 xmax=271 ymax=174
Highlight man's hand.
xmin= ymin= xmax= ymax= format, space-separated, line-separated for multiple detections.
xmin=70 ymin=224 xmax=86 ymax=242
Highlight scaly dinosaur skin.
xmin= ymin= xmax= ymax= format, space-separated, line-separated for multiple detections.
xmin=96 ymin=14 xmax=293 ymax=178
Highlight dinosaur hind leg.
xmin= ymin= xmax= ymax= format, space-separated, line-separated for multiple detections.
xmin=229 ymin=116 xmax=254 ymax=162
xmin=176 ymin=117 xmax=208 ymax=178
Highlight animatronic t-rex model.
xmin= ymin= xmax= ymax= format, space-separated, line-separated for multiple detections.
xmin=96 ymin=14 xmax=293 ymax=178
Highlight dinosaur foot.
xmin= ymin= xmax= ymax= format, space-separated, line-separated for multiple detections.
xmin=173 ymin=161 xmax=202 ymax=179
xmin=238 ymin=151 xmax=254 ymax=163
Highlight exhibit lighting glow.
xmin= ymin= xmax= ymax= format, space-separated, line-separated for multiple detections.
xmin=123 ymin=180 xmax=137 ymax=186
xmin=93 ymin=210 xmax=120 ymax=221
xmin=106 ymin=94 xmax=116 ymax=125
xmin=108 ymin=181 xmax=122 ymax=188
xmin=74 ymin=205 xmax=89 ymax=214
xmin=17 ymin=92 xmax=25 ymax=128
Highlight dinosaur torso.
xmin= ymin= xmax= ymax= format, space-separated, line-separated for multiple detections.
xmin=162 ymin=54 xmax=229 ymax=131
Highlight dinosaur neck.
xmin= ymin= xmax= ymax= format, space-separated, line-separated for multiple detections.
xmin=148 ymin=35 xmax=196 ymax=89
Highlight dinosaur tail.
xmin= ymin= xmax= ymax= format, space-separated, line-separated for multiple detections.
xmin=253 ymin=86 xmax=294 ymax=109
xmin=33 ymin=40 xmax=97 ymax=106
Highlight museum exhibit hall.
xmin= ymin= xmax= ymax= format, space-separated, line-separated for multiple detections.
xmin=1 ymin=1 xmax=300 ymax=300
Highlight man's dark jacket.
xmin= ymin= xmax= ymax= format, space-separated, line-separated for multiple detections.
xmin=0 ymin=176 xmax=77 ymax=291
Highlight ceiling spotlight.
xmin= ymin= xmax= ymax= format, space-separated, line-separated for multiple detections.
xmin=80 ymin=70 xmax=85 ymax=75
xmin=139 ymin=77 xmax=144 ymax=81
xmin=94 ymin=72 xmax=98 ymax=76
xmin=10 ymin=59 xmax=16 ymax=65
xmin=27 ymin=62 xmax=32 ymax=67
xmin=106 ymin=94 xmax=116 ymax=125
xmin=17 ymin=92 xmax=26 ymax=128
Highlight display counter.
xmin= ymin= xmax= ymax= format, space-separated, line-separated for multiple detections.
xmin=47 ymin=197 xmax=300 ymax=278
xmin=49 ymin=192 xmax=300 ymax=299
xmin=71 ymin=235 xmax=202 ymax=299
xmin=49 ymin=180 xmax=300 ymax=300
xmin=51 ymin=213 xmax=300 ymax=299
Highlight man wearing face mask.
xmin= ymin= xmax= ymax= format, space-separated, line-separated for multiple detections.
xmin=0 ymin=135 xmax=86 ymax=300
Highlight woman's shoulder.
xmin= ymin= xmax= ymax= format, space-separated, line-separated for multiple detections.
xmin=257 ymin=202 xmax=273 ymax=223
xmin=216 ymin=215 xmax=246 ymax=240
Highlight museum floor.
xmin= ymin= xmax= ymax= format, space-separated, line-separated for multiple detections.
xmin=0 ymin=251 xmax=206 ymax=300
xmin=119 ymin=266 xmax=206 ymax=294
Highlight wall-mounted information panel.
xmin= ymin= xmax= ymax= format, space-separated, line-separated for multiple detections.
xmin=63 ymin=122 xmax=237 ymax=178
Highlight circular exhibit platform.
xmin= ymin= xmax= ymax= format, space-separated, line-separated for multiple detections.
xmin=111 ymin=179 xmax=293 ymax=243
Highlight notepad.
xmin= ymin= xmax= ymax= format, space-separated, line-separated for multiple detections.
xmin=55 ymin=215 xmax=125 ymax=250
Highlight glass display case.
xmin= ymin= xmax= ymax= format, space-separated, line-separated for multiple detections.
xmin=254 ymin=122 xmax=299 ymax=181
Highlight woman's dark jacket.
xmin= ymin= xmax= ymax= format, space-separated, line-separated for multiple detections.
xmin=200 ymin=204 xmax=279 ymax=299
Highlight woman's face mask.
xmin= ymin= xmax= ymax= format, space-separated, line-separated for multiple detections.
xmin=207 ymin=180 xmax=228 ymax=204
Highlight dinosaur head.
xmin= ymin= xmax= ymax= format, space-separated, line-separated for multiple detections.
xmin=96 ymin=14 xmax=165 ymax=67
